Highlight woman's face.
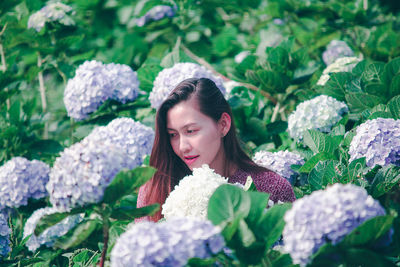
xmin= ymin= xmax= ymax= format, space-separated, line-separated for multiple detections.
xmin=166 ymin=97 xmax=230 ymax=175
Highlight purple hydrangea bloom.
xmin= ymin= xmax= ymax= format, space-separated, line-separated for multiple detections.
xmin=64 ymin=60 xmax=140 ymax=120
xmin=86 ymin=118 xmax=154 ymax=168
xmin=149 ymin=63 xmax=226 ymax=109
xmin=283 ymin=183 xmax=386 ymax=267
xmin=349 ymin=118 xmax=400 ymax=167
xmin=23 ymin=207 xmax=84 ymax=252
xmin=0 ymin=214 xmax=10 ymax=258
xmin=253 ymin=150 xmax=304 ymax=184
xmin=287 ymin=95 xmax=348 ymax=141
xmin=46 ymin=138 xmax=135 ymax=211
xmin=27 ymin=2 xmax=75 ymax=32
xmin=110 ymin=217 xmax=225 ymax=267
xmin=136 ymin=5 xmax=176 ymax=27
xmin=0 ymin=157 xmax=49 ymax=209
xmin=322 ymin=40 xmax=355 ymax=66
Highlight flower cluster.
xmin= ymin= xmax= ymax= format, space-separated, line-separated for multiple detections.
xmin=46 ymin=139 xmax=135 ymax=210
xmin=0 ymin=157 xmax=49 ymax=209
xmin=253 ymin=150 xmax=304 ymax=184
xmin=86 ymin=118 xmax=154 ymax=168
xmin=110 ymin=217 xmax=225 ymax=267
xmin=287 ymin=95 xmax=348 ymax=140
xmin=23 ymin=207 xmax=84 ymax=252
xmin=322 ymin=40 xmax=355 ymax=66
xmin=0 ymin=214 xmax=10 ymax=258
xmin=27 ymin=2 xmax=75 ymax=32
xmin=283 ymin=183 xmax=386 ymax=267
xmin=149 ymin=63 xmax=226 ymax=109
xmin=349 ymin=118 xmax=400 ymax=167
xmin=317 ymin=56 xmax=361 ymax=86
xmin=162 ymin=165 xmax=228 ymax=220
xmin=64 ymin=60 xmax=140 ymax=120
xmin=136 ymin=5 xmax=176 ymax=27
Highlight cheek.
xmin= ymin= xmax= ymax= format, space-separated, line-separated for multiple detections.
xmin=169 ymin=139 xmax=180 ymax=154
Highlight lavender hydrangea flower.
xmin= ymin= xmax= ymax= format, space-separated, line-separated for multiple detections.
xmin=283 ymin=183 xmax=386 ymax=267
xmin=253 ymin=150 xmax=304 ymax=184
xmin=136 ymin=5 xmax=176 ymax=27
xmin=110 ymin=217 xmax=225 ymax=267
xmin=287 ymin=95 xmax=348 ymax=141
xmin=349 ymin=118 xmax=400 ymax=167
xmin=322 ymin=40 xmax=355 ymax=66
xmin=86 ymin=117 xmax=154 ymax=168
xmin=162 ymin=165 xmax=228 ymax=220
xmin=0 ymin=214 xmax=10 ymax=258
xmin=23 ymin=207 xmax=84 ymax=252
xmin=0 ymin=157 xmax=49 ymax=209
xmin=317 ymin=56 xmax=361 ymax=86
xmin=149 ymin=63 xmax=226 ymax=109
xmin=46 ymin=139 xmax=135 ymax=210
xmin=27 ymin=2 xmax=75 ymax=32
xmin=64 ymin=60 xmax=140 ymax=120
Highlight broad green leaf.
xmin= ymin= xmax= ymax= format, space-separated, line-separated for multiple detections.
xmin=302 ymin=130 xmax=341 ymax=154
xmin=54 ymin=219 xmax=101 ymax=249
xmin=341 ymin=215 xmax=394 ymax=247
xmin=9 ymin=99 xmax=20 ymax=124
xmin=111 ymin=203 xmax=159 ymax=220
xmin=308 ymin=160 xmax=341 ymax=190
xmin=29 ymin=140 xmax=64 ymax=155
xmin=371 ymin=165 xmax=400 ymax=198
xmin=246 ymin=191 xmax=270 ymax=227
xmin=382 ymin=57 xmax=400 ymax=96
xmin=102 ymin=166 xmax=156 ymax=204
xmin=256 ymin=70 xmax=289 ymax=93
xmin=266 ymin=47 xmax=289 ymax=70
xmin=265 ymin=121 xmax=288 ymax=135
xmin=345 ymin=92 xmax=384 ymax=112
xmin=187 ymin=257 xmax=217 ymax=266
xmin=319 ymin=72 xmax=353 ymax=101
xmin=343 ymin=248 xmax=396 ymax=267
xmin=299 ymin=152 xmax=336 ymax=173
xmin=387 ymin=95 xmax=400 ymax=119
xmin=367 ymin=111 xmax=393 ymax=120
xmin=341 ymin=157 xmax=366 ymax=183
xmin=237 ymin=219 xmax=257 ymax=247
xmin=212 ymin=26 xmax=238 ymax=57
xmin=389 ymin=74 xmax=400 ymax=97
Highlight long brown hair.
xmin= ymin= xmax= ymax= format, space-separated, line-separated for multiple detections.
xmin=144 ymin=78 xmax=267 ymax=221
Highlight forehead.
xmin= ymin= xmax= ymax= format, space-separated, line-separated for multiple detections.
xmin=166 ymin=98 xmax=214 ymax=130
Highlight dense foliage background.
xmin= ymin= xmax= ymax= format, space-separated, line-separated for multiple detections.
xmin=1 ymin=0 xmax=400 ymax=266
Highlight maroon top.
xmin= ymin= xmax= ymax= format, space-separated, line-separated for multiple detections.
xmin=135 ymin=168 xmax=296 ymax=222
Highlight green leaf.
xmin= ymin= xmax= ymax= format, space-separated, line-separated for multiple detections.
xmin=389 ymin=74 xmax=400 ymax=97
xmin=343 ymin=248 xmax=396 ymax=267
xmin=302 ymin=130 xmax=341 ymax=154
xmin=341 ymin=215 xmax=394 ymax=247
xmin=265 ymin=121 xmax=288 ymax=135
xmin=246 ymin=191 xmax=270 ymax=226
xmin=308 ymin=160 xmax=341 ymax=190
xmin=345 ymin=92 xmax=384 ymax=112
xmin=256 ymin=70 xmax=289 ymax=93
xmin=341 ymin=157 xmax=366 ymax=183
xmin=187 ymin=257 xmax=217 ymax=266
xmin=387 ymin=95 xmax=400 ymax=119
xmin=319 ymin=72 xmax=353 ymax=101
xmin=34 ymin=207 xmax=86 ymax=236
xmin=9 ymin=100 xmax=20 ymax=124
xmin=267 ymin=47 xmax=289 ymax=70
xmin=370 ymin=165 xmax=400 ymax=198
xmin=237 ymin=219 xmax=257 ymax=247
xmin=212 ymin=26 xmax=238 ymax=57
xmin=29 ymin=140 xmax=64 ymax=155
xmin=102 ymin=166 xmax=156 ymax=204
xmin=111 ymin=203 xmax=159 ymax=220
xmin=207 ymin=184 xmax=251 ymax=238
xmin=54 ymin=219 xmax=100 ymax=249
xmin=382 ymin=57 xmax=400 ymax=97
xmin=299 ymin=152 xmax=336 ymax=173
xmin=137 ymin=57 xmax=162 ymax=92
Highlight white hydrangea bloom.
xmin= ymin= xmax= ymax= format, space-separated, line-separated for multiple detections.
xmin=149 ymin=63 xmax=226 ymax=109
xmin=287 ymin=95 xmax=348 ymax=140
xmin=162 ymin=165 xmax=228 ymax=220
xmin=27 ymin=2 xmax=74 ymax=32
xmin=23 ymin=207 xmax=84 ymax=252
xmin=317 ymin=57 xmax=361 ymax=86
xmin=223 ymin=80 xmax=241 ymax=99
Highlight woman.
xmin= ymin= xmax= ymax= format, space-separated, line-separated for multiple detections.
xmin=137 ymin=78 xmax=295 ymax=222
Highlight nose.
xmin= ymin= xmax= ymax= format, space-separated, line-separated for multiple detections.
xmin=179 ymin=135 xmax=191 ymax=154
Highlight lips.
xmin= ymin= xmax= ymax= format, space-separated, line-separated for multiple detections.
xmin=183 ymin=155 xmax=199 ymax=165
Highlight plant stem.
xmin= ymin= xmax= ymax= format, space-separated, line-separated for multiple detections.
xmin=37 ymin=51 xmax=48 ymax=138
xmin=0 ymin=41 xmax=11 ymax=116
xmin=99 ymin=212 xmax=110 ymax=267
xmin=180 ymin=44 xmax=278 ymax=104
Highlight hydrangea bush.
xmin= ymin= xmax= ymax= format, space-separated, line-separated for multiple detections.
xmin=349 ymin=118 xmax=400 ymax=167
xmin=64 ymin=60 xmax=140 ymax=120
xmin=283 ymin=183 xmax=386 ymax=266
xmin=136 ymin=5 xmax=176 ymax=27
xmin=322 ymin=40 xmax=355 ymax=66
xmin=287 ymin=95 xmax=349 ymax=140
xmin=0 ymin=214 xmax=10 ymax=258
xmin=0 ymin=157 xmax=49 ymax=209
xmin=110 ymin=217 xmax=225 ymax=267
xmin=86 ymin=118 xmax=154 ymax=168
xmin=46 ymin=139 xmax=135 ymax=210
xmin=317 ymin=56 xmax=361 ymax=85
xmin=253 ymin=150 xmax=304 ymax=184
xmin=23 ymin=207 xmax=84 ymax=252
xmin=149 ymin=63 xmax=226 ymax=109
xmin=27 ymin=2 xmax=75 ymax=32
xmin=162 ymin=165 xmax=228 ymax=219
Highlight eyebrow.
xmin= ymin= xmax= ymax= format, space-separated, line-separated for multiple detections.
xmin=167 ymin=123 xmax=197 ymax=131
